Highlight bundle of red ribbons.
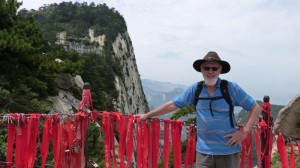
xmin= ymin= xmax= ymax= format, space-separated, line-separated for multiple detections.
xmin=3 ymin=111 xmax=300 ymax=168
xmin=5 ymin=112 xmax=89 ymax=168
xmin=3 ymin=112 xmax=196 ymax=168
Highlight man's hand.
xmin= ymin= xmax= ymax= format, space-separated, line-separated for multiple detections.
xmin=224 ymin=128 xmax=248 ymax=146
xmin=136 ymin=101 xmax=178 ymax=123
xmin=225 ymin=103 xmax=260 ymax=146
xmin=136 ymin=113 xmax=149 ymax=122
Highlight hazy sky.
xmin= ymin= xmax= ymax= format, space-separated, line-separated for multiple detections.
xmin=20 ymin=0 xmax=300 ymax=105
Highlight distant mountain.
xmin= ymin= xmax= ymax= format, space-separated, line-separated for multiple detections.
xmin=236 ymin=101 xmax=284 ymax=125
xmin=142 ymin=79 xmax=187 ymax=92
xmin=141 ymin=79 xmax=187 ymax=110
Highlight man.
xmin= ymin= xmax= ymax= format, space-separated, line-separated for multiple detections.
xmin=139 ymin=51 xmax=261 ymax=168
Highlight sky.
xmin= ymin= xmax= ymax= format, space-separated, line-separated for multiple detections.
xmin=20 ymin=0 xmax=300 ymax=106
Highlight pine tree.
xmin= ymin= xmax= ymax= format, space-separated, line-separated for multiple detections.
xmin=0 ymin=0 xmax=81 ymax=113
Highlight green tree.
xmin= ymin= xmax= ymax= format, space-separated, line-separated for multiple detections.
xmin=0 ymin=0 xmax=83 ymax=114
xmin=81 ymin=53 xmax=120 ymax=110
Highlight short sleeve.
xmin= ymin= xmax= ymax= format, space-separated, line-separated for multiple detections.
xmin=228 ymin=82 xmax=256 ymax=111
xmin=173 ymin=82 xmax=198 ymax=108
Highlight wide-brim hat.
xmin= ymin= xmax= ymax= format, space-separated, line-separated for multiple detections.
xmin=193 ymin=51 xmax=230 ymax=74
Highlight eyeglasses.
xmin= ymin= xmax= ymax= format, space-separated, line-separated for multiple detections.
xmin=203 ymin=66 xmax=220 ymax=71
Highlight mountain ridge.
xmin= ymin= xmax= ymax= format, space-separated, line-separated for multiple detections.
xmin=142 ymin=79 xmax=187 ymax=110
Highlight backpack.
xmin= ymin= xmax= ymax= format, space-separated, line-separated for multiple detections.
xmin=193 ymin=79 xmax=235 ymax=127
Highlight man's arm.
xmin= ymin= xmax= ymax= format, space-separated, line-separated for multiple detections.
xmin=243 ymin=102 xmax=261 ymax=133
xmin=139 ymin=101 xmax=178 ymax=121
xmin=225 ymin=102 xmax=261 ymax=146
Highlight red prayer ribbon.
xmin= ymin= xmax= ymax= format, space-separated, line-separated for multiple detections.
xmin=163 ymin=119 xmax=171 ymax=168
xmin=184 ymin=125 xmax=196 ymax=168
xmin=240 ymin=129 xmax=252 ymax=168
xmin=136 ymin=119 xmax=149 ymax=168
xmin=171 ymin=120 xmax=184 ymax=168
xmin=289 ymin=141 xmax=295 ymax=168
xmin=102 ymin=112 xmax=117 ymax=168
xmin=254 ymin=128 xmax=261 ymax=168
xmin=25 ymin=114 xmax=40 ymax=168
xmin=126 ymin=115 xmax=134 ymax=168
xmin=52 ymin=113 xmax=63 ymax=168
xmin=277 ymin=133 xmax=289 ymax=168
xmin=78 ymin=88 xmax=93 ymax=111
xmin=40 ymin=117 xmax=52 ymax=168
xmin=298 ymin=142 xmax=300 ymax=166
xmin=6 ymin=122 xmax=16 ymax=168
xmin=150 ymin=118 xmax=160 ymax=168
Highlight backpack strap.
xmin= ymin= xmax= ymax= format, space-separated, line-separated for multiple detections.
xmin=193 ymin=81 xmax=204 ymax=107
xmin=220 ymin=80 xmax=235 ymax=127
xmin=193 ymin=80 xmax=235 ymax=127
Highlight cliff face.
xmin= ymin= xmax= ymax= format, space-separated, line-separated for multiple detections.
xmin=48 ymin=73 xmax=83 ymax=114
xmin=50 ymin=32 xmax=149 ymax=114
xmin=112 ymin=32 xmax=149 ymax=114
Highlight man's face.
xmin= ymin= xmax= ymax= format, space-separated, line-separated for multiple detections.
xmin=200 ymin=61 xmax=222 ymax=86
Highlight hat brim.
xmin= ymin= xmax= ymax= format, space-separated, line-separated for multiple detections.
xmin=193 ymin=60 xmax=230 ymax=74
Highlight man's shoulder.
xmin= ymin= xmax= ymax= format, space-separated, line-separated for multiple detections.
xmin=183 ymin=82 xmax=199 ymax=94
xmin=223 ymin=80 xmax=238 ymax=88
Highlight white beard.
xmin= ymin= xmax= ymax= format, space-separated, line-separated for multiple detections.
xmin=204 ymin=76 xmax=218 ymax=86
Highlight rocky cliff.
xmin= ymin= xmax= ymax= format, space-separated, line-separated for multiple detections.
xmin=49 ymin=32 xmax=149 ymax=115
xmin=112 ymin=32 xmax=149 ymax=114
xmin=273 ymin=94 xmax=300 ymax=139
xmin=48 ymin=73 xmax=83 ymax=114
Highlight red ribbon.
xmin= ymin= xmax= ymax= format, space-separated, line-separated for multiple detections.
xmin=62 ymin=118 xmax=74 ymax=167
xmin=115 ymin=112 xmax=128 ymax=168
xmin=277 ymin=133 xmax=289 ymax=168
xmin=289 ymin=141 xmax=295 ymax=168
xmin=25 ymin=114 xmax=40 ymax=168
xmin=143 ymin=121 xmax=149 ymax=168
xmin=102 ymin=112 xmax=117 ymax=168
xmin=163 ymin=119 xmax=171 ymax=168
xmin=255 ymin=128 xmax=261 ymax=168
xmin=256 ymin=118 xmax=273 ymax=168
xmin=184 ymin=125 xmax=196 ymax=168
xmin=298 ymin=142 xmax=300 ymax=166
xmin=150 ymin=118 xmax=160 ymax=168
xmin=264 ymin=130 xmax=273 ymax=168
xmin=40 ymin=117 xmax=52 ymax=168
xmin=148 ymin=120 xmax=153 ymax=168
xmin=78 ymin=88 xmax=93 ymax=111
xmin=136 ymin=118 xmax=142 ymax=168
xmin=184 ymin=126 xmax=192 ymax=168
xmin=261 ymin=102 xmax=270 ymax=114
xmin=136 ymin=119 xmax=149 ymax=168
xmin=171 ymin=120 xmax=184 ymax=168
xmin=74 ymin=111 xmax=90 ymax=168
xmin=52 ymin=113 xmax=62 ymax=168
xmin=258 ymin=119 xmax=267 ymax=138
xmin=126 ymin=115 xmax=134 ymax=168
xmin=92 ymin=109 xmax=98 ymax=121
xmin=6 ymin=113 xmax=27 ymax=168
xmin=111 ymin=114 xmax=118 ymax=168
xmin=6 ymin=122 xmax=16 ymax=168
xmin=240 ymin=129 xmax=252 ymax=168
xmin=190 ymin=125 xmax=196 ymax=166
